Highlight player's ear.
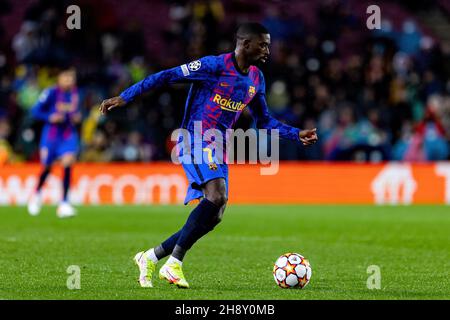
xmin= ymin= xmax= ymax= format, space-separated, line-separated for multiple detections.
xmin=243 ymin=38 xmax=251 ymax=50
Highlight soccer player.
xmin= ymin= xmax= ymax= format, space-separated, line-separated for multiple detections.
xmin=100 ymin=23 xmax=318 ymax=288
xmin=27 ymin=68 xmax=81 ymax=218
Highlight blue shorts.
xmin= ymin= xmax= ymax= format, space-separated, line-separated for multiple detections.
xmin=40 ymin=132 xmax=79 ymax=166
xmin=180 ymin=145 xmax=229 ymax=204
xmin=182 ymin=161 xmax=228 ymax=205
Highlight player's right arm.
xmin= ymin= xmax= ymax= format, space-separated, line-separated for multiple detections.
xmin=31 ymin=88 xmax=64 ymax=123
xmin=100 ymin=56 xmax=218 ymax=114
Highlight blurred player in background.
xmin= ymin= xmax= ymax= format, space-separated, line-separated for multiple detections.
xmin=27 ymin=68 xmax=81 ymax=218
xmin=100 ymin=23 xmax=318 ymax=288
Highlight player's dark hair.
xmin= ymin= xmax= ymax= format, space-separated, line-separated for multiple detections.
xmin=236 ymin=22 xmax=269 ymax=40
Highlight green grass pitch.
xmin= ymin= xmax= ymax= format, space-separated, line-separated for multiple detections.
xmin=1 ymin=205 xmax=449 ymax=300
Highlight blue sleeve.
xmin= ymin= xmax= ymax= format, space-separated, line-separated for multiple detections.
xmin=120 ymin=56 xmax=218 ymax=103
xmin=248 ymin=73 xmax=300 ymax=141
xmin=31 ymin=88 xmax=54 ymax=121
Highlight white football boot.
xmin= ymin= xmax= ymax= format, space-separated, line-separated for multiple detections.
xmin=133 ymin=251 xmax=156 ymax=288
xmin=27 ymin=194 xmax=42 ymax=216
xmin=56 ymin=202 xmax=77 ymax=218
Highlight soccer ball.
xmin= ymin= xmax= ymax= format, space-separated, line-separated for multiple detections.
xmin=273 ymin=253 xmax=312 ymax=289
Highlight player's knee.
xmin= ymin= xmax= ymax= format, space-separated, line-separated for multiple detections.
xmin=204 ymin=178 xmax=227 ymax=207
xmin=207 ymin=193 xmax=227 ymax=208
xmin=61 ymin=154 xmax=76 ymax=167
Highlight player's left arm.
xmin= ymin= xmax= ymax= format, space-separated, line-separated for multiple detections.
xmin=248 ymin=75 xmax=318 ymax=146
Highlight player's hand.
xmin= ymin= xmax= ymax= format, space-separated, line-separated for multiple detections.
xmin=299 ymin=128 xmax=318 ymax=146
xmin=49 ymin=113 xmax=64 ymax=123
xmin=99 ymin=96 xmax=126 ymax=114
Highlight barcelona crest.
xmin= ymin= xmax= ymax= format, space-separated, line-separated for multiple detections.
xmin=248 ymin=86 xmax=256 ymax=98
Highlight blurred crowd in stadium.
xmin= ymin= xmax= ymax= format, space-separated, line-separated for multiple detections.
xmin=0 ymin=0 xmax=449 ymax=164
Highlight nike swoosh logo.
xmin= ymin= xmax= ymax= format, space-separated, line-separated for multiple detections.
xmin=166 ymin=269 xmax=180 ymax=282
xmin=220 ymin=82 xmax=231 ymax=87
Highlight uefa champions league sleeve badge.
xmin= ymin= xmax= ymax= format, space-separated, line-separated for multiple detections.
xmin=188 ymin=60 xmax=202 ymax=71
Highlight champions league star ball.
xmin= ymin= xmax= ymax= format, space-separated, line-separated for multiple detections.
xmin=273 ymin=253 xmax=312 ymax=289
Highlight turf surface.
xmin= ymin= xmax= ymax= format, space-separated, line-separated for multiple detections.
xmin=0 ymin=205 xmax=449 ymax=300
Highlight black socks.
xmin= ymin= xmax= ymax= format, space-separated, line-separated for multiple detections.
xmin=157 ymin=198 xmax=223 ymax=262
xmin=36 ymin=166 xmax=51 ymax=192
xmin=172 ymin=199 xmax=221 ymax=261
xmin=63 ymin=166 xmax=72 ymax=202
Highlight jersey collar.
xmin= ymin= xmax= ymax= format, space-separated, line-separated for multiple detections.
xmin=231 ymin=52 xmax=249 ymax=76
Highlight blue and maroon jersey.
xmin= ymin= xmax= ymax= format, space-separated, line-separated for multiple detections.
xmin=31 ymin=86 xmax=80 ymax=143
xmin=120 ymin=52 xmax=301 ymax=141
